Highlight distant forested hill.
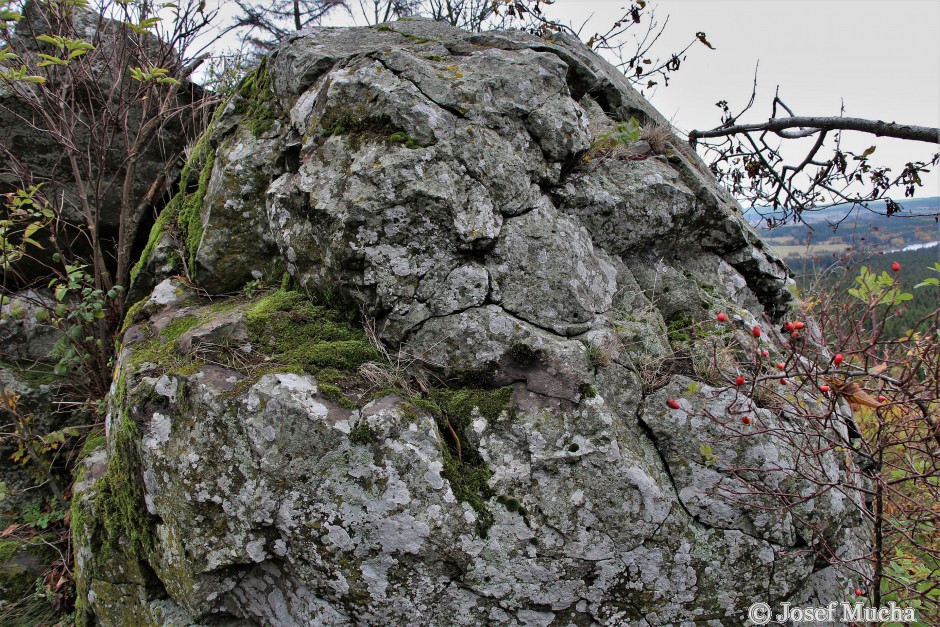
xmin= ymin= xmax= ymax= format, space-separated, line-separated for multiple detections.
xmin=788 ymin=245 xmax=939 ymax=339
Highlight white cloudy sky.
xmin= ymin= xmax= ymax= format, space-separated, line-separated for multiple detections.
xmin=548 ymin=0 xmax=940 ymax=200
xmin=202 ymin=0 xmax=940 ymax=201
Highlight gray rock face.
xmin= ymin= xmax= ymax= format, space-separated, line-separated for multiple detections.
xmin=79 ymin=19 xmax=870 ymax=626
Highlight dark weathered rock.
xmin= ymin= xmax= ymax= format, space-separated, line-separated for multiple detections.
xmin=0 ymin=1 xmax=199 ymax=281
xmin=80 ymin=19 xmax=870 ymax=626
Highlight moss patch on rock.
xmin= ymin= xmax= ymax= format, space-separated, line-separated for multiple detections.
xmin=421 ymin=386 xmax=514 ymax=536
xmin=235 ymin=58 xmax=278 ymax=137
xmin=130 ymin=132 xmax=215 ymax=288
xmin=245 ymin=290 xmax=381 ymax=373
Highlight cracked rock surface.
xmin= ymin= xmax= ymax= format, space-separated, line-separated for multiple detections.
xmin=77 ymin=18 xmax=870 ymax=626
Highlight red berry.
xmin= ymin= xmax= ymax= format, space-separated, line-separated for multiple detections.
xmin=784 ymin=322 xmax=794 ymax=332
xmin=794 ymin=321 xmax=805 ymax=330
xmin=791 ymin=331 xmax=800 ymax=339
xmin=820 ymin=385 xmax=831 ymax=393
xmin=878 ymin=395 xmax=887 ymax=403
xmin=891 ymin=261 xmax=901 ymax=272
xmin=833 ymin=354 xmax=844 ymax=366
xmin=776 ymin=362 xmax=785 ymax=370
xmin=761 ymin=349 xmax=769 ymax=358
xmin=855 ymin=589 xmax=863 ymax=596
xmin=752 ymin=326 xmax=761 ymax=338
xmin=735 ymin=376 xmax=745 ymax=386
xmin=742 ymin=416 xmax=751 ymax=425
xmin=667 ymin=399 xmax=681 ymax=410
xmin=780 ymin=378 xmax=788 ymax=385
xmin=716 ymin=312 xmax=727 ymax=322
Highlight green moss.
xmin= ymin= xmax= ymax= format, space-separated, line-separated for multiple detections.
xmin=128 ymin=314 xmax=202 ymax=372
xmin=235 ymin=58 xmax=278 ymax=137
xmin=320 ymin=383 xmax=355 ymax=409
xmin=666 ymin=311 xmax=694 ymax=346
xmin=129 ymin=131 xmax=215 ymax=288
xmin=579 ymin=383 xmax=597 ymax=399
xmin=349 ymin=421 xmax=372 ymax=445
xmin=322 ymin=112 xmax=426 ymax=151
xmin=426 ymin=385 xmax=514 ymax=537
xmin=120 ymin=296 xmax=150 ymax=334
xmin=423 ymin=54 xmax=443 ymax=61
xmin=93 ymin=379 xmax=157 ymax=561
xmin=177 ymin=148 xmax=214 ymax=271
xmin=403 ymin=34 xmax=433 ymax=44
xmin=375 ymin=24 xmax=393 ymax=31
xmin=507 ymin=342 xmax=537 ymax=365
xmin=430 ymin=386 xmax=513 ymax=426
xmin=0 ymin=539 xmax=19 ymax=562
xmin=245 ymin=290 xmax=381 ymax=373
xmin=77 ymin=430 xmax=106 ymax=462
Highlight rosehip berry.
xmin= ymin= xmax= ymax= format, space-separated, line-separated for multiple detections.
xmin=878 ymin=395 xmax=887 ymax=403
xmin=783 ymin=321 xmax=794 ymax=332
xmin=780 ymin=378 xmax=788 ymax=385
xmin=855 ymin=589 xmax=863 ymax=596
xmin=794 ymin=321 xmax=805 ymax=330
xmin=735 ymin=376 xmax=745 ymax=386
xmin=791 ymin=331 xmax=800 ymax=339
xmin=667 ymin=399 xmax=681 ymax=410
xmin=776 ymin=362 xmax=785 ymax=370
xmin=742 ymin=416 xmax=751 ymax=425
xmin=761 ymin=349 xmax=769 ymax=358
xmin=891 ymin=261 xmax=901 ymax=272
xmin=716 ymin=312 xmax=727 ymax=322
xmin=752 ymin=326 xmax=761 ymax=338
xmin=833 ymin=354 xmax=844 ymax=366
xmin=820 ymin=385 xmax=831 ymax=393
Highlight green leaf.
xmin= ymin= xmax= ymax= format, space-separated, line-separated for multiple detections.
xmin=35 ymin=34 xmax=65 ymax=49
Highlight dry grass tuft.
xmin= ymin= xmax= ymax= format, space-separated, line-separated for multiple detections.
xmin=641 ymin=124 xmax=676 ymax=155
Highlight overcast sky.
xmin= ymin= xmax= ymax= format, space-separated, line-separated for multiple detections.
xmin=205 ymin=0 xmax=940 ymax=202
xmin=527 ymin=0 xmax=940 ymax=202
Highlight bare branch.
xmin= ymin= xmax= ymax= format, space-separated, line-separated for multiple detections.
xmin=691 ymin=116 xmax=939 ymax=145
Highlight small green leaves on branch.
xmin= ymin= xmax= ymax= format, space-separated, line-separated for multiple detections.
xmin=0 ymin=64 xmax=46 ymax=83
xmin=1 ymin=186 xmax=54 ymax=269
xmin=848 ymin=266 xmax=912 ymax=308
xmin=127 ymin=16 xmax=163 ymax=35
xmin=34 ymin=34 xmax=95 ymax=66
xmin=129 ymin=64 xmax=181 ymax=84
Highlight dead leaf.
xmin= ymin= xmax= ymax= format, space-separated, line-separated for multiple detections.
xmin=825 ymin=377 xmax=882 ymax=408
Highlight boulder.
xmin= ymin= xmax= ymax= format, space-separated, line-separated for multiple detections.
xmin=81 ymin=19 xmax=870 ymax=625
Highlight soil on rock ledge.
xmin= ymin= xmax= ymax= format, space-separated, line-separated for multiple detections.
xmin=79 ymin=18 xmax=871 ymax=626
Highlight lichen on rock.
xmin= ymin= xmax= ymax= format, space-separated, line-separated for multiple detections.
xmin=77 ymin=17 xmax=870 ymax=626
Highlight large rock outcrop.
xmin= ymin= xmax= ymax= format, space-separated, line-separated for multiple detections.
xmin=76 ymin=18 xmax=871 ymax=625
